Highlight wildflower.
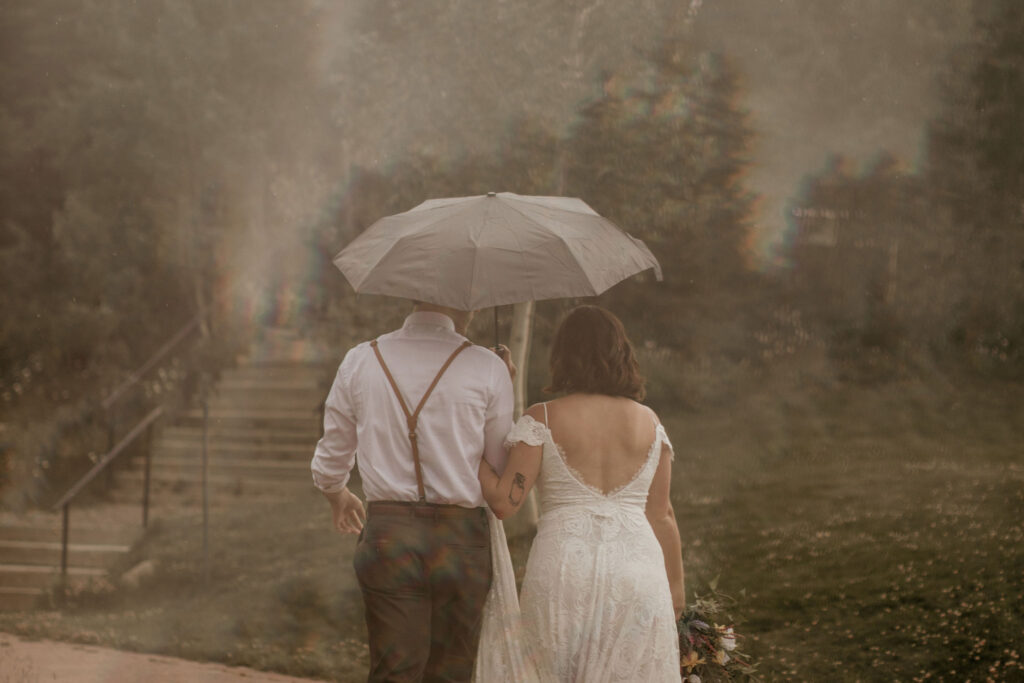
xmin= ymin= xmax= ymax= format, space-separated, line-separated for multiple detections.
xmin=719 ymin=626 xmax=737 ymax=651
xmin=678 ymin=585 xmax=755 ymax=677
xmin=681 ymin=650 xmax=703 ymax=670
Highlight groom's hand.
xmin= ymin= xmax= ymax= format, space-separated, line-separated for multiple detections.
xmin=325 ymin=487 xmax=366 ymax=534
xmin=492 ymin=344 xmax=516 ymax=380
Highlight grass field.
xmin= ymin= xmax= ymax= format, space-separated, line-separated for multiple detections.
xmin=670 ymin=376 xmax=1024 ymax=681
xmin=1 ymin=371 xmax=1022 ymax=682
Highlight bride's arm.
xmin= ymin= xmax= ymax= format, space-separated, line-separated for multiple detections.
xmin=646 ymin=444 xmax=685 ymax=619
xmin=478 ymin=407 xmax=544 ymax=520
xmin=479 ymin=443 xmax=541 ymax=520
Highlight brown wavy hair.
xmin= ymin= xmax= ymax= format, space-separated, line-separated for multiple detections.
xmin=544 ymin=305 xmax=646 ymax=400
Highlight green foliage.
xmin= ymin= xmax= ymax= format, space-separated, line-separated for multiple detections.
xmin=0 ymin=2 xmax=332 ymax=502
xmin=924 ymin=0 xmax=1024 ymax=377
xmin=566 ymin=48 xmax=756 ymax=347
xmin=2 ymin=379 xmax=1022 ymax=680
xmin=928 ymin=0 xmax=1024 ymax=230
xmin=321 ymin=42 xmax=758 ymax=363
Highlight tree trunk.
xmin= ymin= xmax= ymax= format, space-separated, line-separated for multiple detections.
xmin=194 ymin=273 xmax=210 ymax=339
xmin=503 ymin=300 xmax=540 ymax=538
xmin=509 ymin=300 xmax=534 ymax=419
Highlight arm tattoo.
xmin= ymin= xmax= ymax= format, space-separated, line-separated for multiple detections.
xmin=509 ymin=472 xmax=526 ymax=506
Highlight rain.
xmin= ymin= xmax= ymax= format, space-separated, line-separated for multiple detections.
xmin=1 ymin=1 xmax=1021 ymax=680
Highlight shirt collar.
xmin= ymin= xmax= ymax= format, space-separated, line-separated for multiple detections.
xmin=403 ymin=311 xmax=458 ymax=333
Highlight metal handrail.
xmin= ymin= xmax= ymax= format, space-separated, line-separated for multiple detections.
xmin=50 ymin=406 xmax=164 ymax=587
xmin=43 ymin=308 xmax=211 ymax=600
xmin=101 ymin=313 xmax=203 ymax=411
xmin=51 ymin=406 xmax=164 ymax=511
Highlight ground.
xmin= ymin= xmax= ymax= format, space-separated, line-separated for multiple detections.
xmin=0 ymin=631 xmax=325 ymax=683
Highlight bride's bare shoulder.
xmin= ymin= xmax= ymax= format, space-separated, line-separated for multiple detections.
xmin=523 ymin=402 xmax=548 ymax=421
xmin=634 ymin=400 xmax=661 ymax=425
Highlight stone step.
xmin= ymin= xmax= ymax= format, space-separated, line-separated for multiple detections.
xmin=215 ymin=376 xmax=323 ymax=392
xmin=178 ymin=407 xmax=319 ymax=422
xmin=207 ymin=390 xmax=323 ymax=404
xmin=162 ymin=425 xmax=317 ymax=445
xmin=175 ymin=409 xmax=320 ymax=432
xmin=220 ymin=365 xmax=327 ymax=382
xmin=0 ymin=564 xmax=106 ymax=590
xmin=0 ymin=351 xmax=337 ymax=611
xmin=0 ymin=540 xmax=130 ymax=569
xmin=0 ymin=587 xmax=43 ymax=611
xmin=204 ymin=397 xmax=324 ymax=413
xmin=106 ymin=478 xmax=314 ymax=507
xmin=129 ymin=456 xmax=311 ymax=479
xmin=154 ymin=441 xmax=314 ymax=460
xmin=116 ymin=469 xmax=313 ymax=490
xmin=0 ymin=526 xmax=137 ymax=546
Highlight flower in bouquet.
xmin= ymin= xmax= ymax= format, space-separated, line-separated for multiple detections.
xmin=719 ymin=626 xmax=737 ymax=652
xmin=681 ymin=650 xmax=704 ymax=670
xmin=677 ymin=583 xmax=759 ymax=681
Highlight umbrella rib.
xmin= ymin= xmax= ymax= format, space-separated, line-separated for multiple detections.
xmin=499 ymin=201 xmax=608 ymax=293
xmin=338 ymin=202 xmax=477 ymax=291
xmin=335 ymin=193 xmax=661 ymax=309
xmin=505 ymin=200 xmax=661 ymax=287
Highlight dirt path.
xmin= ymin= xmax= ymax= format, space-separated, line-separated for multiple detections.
xmin=0 ymin=632 xmax=326 ymax=683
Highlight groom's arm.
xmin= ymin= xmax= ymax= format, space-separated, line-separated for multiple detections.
xmin=312 ymin=353 xmax=362 ymax=532
xmin=323 ymin=487 xmax=365 ymax=534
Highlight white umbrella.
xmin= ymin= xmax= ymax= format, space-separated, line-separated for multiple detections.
xmin=334 ymin=192 xmax=662 ymax=314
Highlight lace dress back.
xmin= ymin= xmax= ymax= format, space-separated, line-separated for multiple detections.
xmin=501 ymin=406 xmax=681 ymax=682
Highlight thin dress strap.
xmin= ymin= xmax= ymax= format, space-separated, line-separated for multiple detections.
xmin=541 ymin=402 xmax=549 ymax=427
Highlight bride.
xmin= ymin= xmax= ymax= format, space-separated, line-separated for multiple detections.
xmin=476 ymin=305 xmax=685 ymax=682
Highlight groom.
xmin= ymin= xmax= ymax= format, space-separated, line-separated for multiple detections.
xmin=312 ymin=302 xmax=514 ymax=682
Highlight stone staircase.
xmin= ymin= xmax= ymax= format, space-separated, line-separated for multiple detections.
xmin=0 ymin=510 xmax=139 ymax=611
xmin=0 ymin=327 xmax=334 ymax=611
xmin=114 ymin=361 xmax=328 ymax=505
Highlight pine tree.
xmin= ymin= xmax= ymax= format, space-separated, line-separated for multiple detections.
xmin=928 ymin=0 xmax=1024 ymax=230
xmin=925 ymin=0 xmax=1024 ymax=375
xmin=563 ymin=46 xmax=756 ymax=349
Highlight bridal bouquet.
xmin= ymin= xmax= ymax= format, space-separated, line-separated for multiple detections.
xmin=677 ymin=584 xmax=759 ymax=682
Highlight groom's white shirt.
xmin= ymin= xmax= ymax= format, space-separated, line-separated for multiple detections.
xmin=311 ymin=311 xmax=513 ymax=508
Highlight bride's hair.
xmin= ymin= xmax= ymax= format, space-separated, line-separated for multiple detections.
xmin=544 ymin=305 xmax=646 ymax=400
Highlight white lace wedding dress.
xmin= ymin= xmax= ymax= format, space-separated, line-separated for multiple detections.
xmin=474 ymin=410 xmax=680 ymax=682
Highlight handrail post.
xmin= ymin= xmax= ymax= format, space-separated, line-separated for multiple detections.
xmin=107 ymin=405 xmax=116 ymax=453
xmin=52 ymin=407 xmax=163 ymax=514
xmin=105 ymin=406 xmax=117 ymax=490
xmin=60 ymin=503 xmax=69 ymax=603
xmin=201 ymin=393 xmax=210 ymax=585
xmin=142 ymin=422 xmax=153 ymax=529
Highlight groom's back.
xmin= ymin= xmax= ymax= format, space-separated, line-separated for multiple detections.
xmin=344 ymin=327 xmax=511 ymax=506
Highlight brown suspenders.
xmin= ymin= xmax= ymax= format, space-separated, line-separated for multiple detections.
xmin=370 ymin=339 xmax=474 ymax=502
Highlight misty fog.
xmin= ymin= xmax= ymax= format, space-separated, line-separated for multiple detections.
xmin=1 ymin=1 xmax=1022 ymax=681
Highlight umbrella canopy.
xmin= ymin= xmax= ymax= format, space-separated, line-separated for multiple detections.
xmin=334 ymin=192 xmax=662 ymax=311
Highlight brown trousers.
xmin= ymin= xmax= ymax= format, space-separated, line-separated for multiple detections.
xmin=354 ymin=502 xmax=492 ymax=683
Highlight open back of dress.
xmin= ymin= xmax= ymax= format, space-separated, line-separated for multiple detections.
xmin=503 ymin=411 xmax=681 ymax=682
